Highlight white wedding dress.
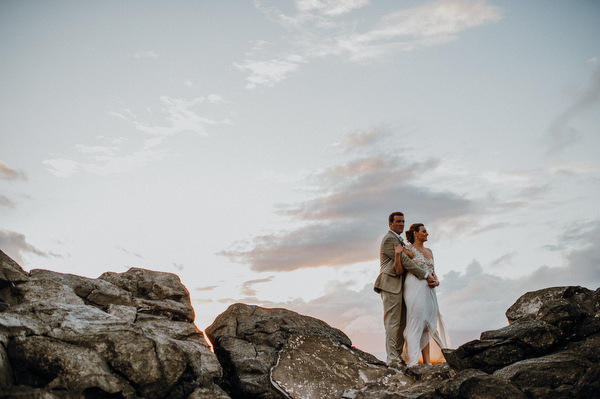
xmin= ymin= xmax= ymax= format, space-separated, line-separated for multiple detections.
xmin=402 ymin=243 xmax=450 ymax=366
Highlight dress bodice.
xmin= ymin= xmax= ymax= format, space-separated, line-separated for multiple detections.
xmin=406 ymin=243 xmax=434 ymax=273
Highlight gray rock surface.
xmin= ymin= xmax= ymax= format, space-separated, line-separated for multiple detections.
xmin=208 ymin=286 xmax=599 ymax=398
xmin=2 ymin=248 xmax=599 ymax=399
xmin=0 ymin=249 xmax=224 ymax=399
xmin=443 ymin=285 xmax=600 ymax=399
xmin=205 ymin=303 xmax=388 ymax=399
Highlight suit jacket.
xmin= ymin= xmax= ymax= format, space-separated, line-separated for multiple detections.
xmin=374 ymin=230 xmax=428 ymax=294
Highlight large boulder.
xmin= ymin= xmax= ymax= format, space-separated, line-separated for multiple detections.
xmin=205 ymin=303 xmax=389 ymax=399
xmin=0 ymin=249 xmax=225 ymax=399
xmin=443 ymin=286 xmax=600 ymax=398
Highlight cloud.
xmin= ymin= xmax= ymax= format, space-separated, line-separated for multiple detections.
xmin=132 ymin=96 xmax=225 ymax=137
xmin=219 ymin=128 xmax=477 ymax=271
xmin=44 ymin=141 xmax=168 ymax=177
xmin=548 ymin=161 xmax=597 ymax=176
xmin=43 ymin=158 xmax=81 ymax=177
xmin=234 ymin=58 xmax=303 ymax=89
xmin=241 ymin=1 xmax=502 ymax=87
xmin=173 ymin=262 xmax=184 ymax=272
xmin=115 ymin=245 xmax=145 ymax=259
xmin=220 ymin=121 xmax=591 ymax=272
xmin=490 ymin=251 xmax=518 ymax=268
xmin=337 ymin=128 xmax=390 ymax=152
xmin=0 ymin=161 xmax=26 ymax=181
xmin=545 ymin=66 xmax=600 ymax=153
xmin=363 ymin=1 xmax=502 ymax=40
xmin=440 ymin=223 xmax=600 ymax=331
xmin=0 ymin=230 xmax=62 ymax=266
xmin=240 ymin=277 xmax=274 ymax=296
xmin=0 ymin=195 xmax=15 ymax=208
xmin=134 ymin=50 xmax=159 ymax=59
xmin=340 ymin=0 xmax=503 ymax=61
xmin=44 ymin=95 xmax=230 ymax=177
xmin=295 ymin=0 xmax=369 ymax=16
xmin=195 ymin=285 xmax=220 ymax=292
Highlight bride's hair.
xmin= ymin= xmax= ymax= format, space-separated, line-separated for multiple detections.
xmin=406 ymin=223 xmax=424 ymax=244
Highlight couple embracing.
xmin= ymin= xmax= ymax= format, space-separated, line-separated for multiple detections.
xmin=374 ymin=211 xmax=449 ymax=367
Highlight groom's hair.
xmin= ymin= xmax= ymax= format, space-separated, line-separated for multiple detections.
xmin=388 ymin=212 xmax=404 ymax=224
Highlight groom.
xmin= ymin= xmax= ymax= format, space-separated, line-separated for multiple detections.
xmin=374 ymin=211 xmax=436 ymax=365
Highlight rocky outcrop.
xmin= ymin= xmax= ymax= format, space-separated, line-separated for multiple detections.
xmin=207 ymin=287 xmax=599 ymax=399
xmin=2 ymin=248 xmax=599 ymax=398
xmin=441 ymin=285 xmax=600 ymax=399
xmin=205 ymin=304 xmax=392 ymax=399
xmin=0 ymin=250 xmax=225 ymax=399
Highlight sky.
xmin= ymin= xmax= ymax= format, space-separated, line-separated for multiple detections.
xmin=1 ymin=0 xmax=599 ymax=358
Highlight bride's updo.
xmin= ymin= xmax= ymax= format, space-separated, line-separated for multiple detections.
xmin=406 ymin=223 xmax=424 ymax=244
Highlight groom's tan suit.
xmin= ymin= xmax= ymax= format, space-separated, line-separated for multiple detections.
xmin=374 ymin=230 xmax=427 ymax=364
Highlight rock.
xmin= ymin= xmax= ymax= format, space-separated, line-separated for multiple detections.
xmin=342 ymin=363 xmax=449 ymax=398
xmin=443 ymin=286 xmax=600 ymax=398
xmin=452 ymin=372 xmax=527 ymax=399
xmin=204 ymin=286 xmax=600 ymax=399
xmin=272 ymin=334 xmax=387 ymax=399
xmin=0 ymin=339 xmax=12 ymax=391
xmin=493 ymin=351 xmax=592 ymax=398
xmin=442 ymin=338 xmax=528 ymax=374
xmin=205 ymin=303 xmax=388 ymax=399
xmin=2 ymin=247 xmax=599 ymax=399
xmin=100 ymin=268 xmax=195 ymax=322
xmin=506 ymin=286 xmax=595 ymax=325
xmin=7 ymin=335 xmax=136 ymax=397
xmin=0 ymin=249 xmax=225 ymax=399
xmin=0 ymin=251 xmax=29 ymax=291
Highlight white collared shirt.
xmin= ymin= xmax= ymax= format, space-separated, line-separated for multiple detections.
xmin=389 ymin=230 xmax=404 ymax=245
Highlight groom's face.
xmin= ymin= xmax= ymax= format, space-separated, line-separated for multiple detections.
xmin=389 ymin=215 xmax=405 ymax=234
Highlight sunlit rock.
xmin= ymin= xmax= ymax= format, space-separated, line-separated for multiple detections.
xmin=0 ymin=249 xmax=223 ymax=399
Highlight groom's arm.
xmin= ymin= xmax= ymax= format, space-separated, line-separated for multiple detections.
xmin=400 ymin=250 xmax=437 ymax=285
xmin=400 ymin=252 xmax=428 ymax=280
xmin=382 ymin=236 xmax=403 ymax=276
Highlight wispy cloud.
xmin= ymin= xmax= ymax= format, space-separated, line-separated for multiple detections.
xmin=131 ymin=96 xmax=230 ymax=137
xmin=295 ymin=0 xmax=369 ymax=16
xmin=43 ymin=95 xmax=230 ymax=177
xmin=195 ymin=285 xmax=220 ymax=292
xmin=239 ymin=0 xmax=502 ymax=87
xmin=0 ymin=161 xmax=26 ymax=181
xmin=545 ymin=66 xmax=600 ymax=153
xmin=0 ymin=230 xmax=62 ymax=266
xmin=115 ymin=245 xmax=145 ymax=259
xmin=240 ymin=277 xmax=274 ymax=296
xmin=43 ymin=139 xmax=168 ymax=177
xmin=219 ymin=128 xmax=477 ymax=271
xmin=173 ymin=262 xmax=184 ymax=272
xmin=0 ymin=195 xmax=15 ymax=208
xmin=134 ymin=50 xmax=159 ymax=59
xmin=219 ymin=122 xmax=584 ymax=272
xmin=235 ymin=58 xmax=304 ymax=89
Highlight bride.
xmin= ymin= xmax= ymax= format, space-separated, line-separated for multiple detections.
xmin=396 ymin=223 xmax=450 ymax=366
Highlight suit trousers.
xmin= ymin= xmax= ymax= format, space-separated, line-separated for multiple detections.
xmin=380 ymin=289 xmax=406 ymax=364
